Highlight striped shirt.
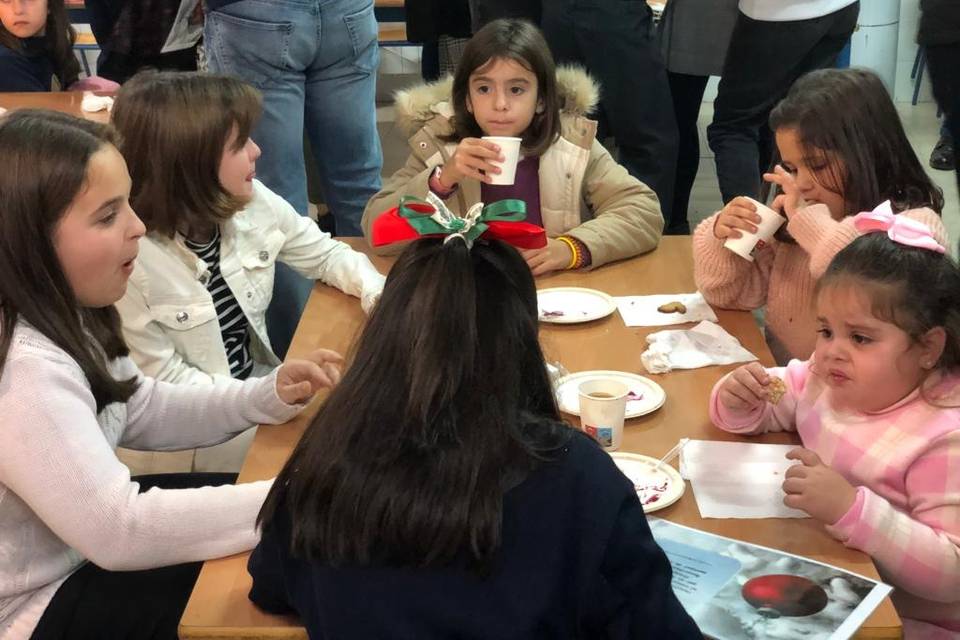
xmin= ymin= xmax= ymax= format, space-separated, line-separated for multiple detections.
xmin=184 ymin=229 xmax=255 ymax=380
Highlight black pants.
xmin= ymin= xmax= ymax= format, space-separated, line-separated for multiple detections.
xmin=666 ymin=72 xmax=710 ymax=234
xmin=541 ymin=0 xmax=679 ymax=224
xmin=707 ymin=3 xmax=859 ymax=203
xmin=926 ymin=42 xmax=960 ymax=197
xmin=30 ymin=473 xmax=237 ymax=640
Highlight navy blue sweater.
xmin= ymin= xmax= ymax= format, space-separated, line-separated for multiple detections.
xmin=0 ymin=38 xmax=54 ymax=92
xmin=248 ymin=431 xmax=700 ymax=639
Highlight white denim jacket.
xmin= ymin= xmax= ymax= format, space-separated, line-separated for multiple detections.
xmin=116 ymin=180 xmax=385 ymax=386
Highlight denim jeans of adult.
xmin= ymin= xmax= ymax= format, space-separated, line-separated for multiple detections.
xmin=205 ymin=0 xmax=383 ymax=357
xmin=541 ymin=0 xmax=679 ymax=226
xmin=707 ymin=2 xmax=859 ymax=204
xmin=926 ymin=42 xmax=960 ymax=196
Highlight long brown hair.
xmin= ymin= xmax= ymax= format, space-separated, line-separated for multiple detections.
xmin=446 ymin=19 xmax=561 ymax=157
xmin=0 ymin=0 xmax=80 ymax=89
xmin=769 ymin=68 xmax=944 ymax=217
xmin=258 ymin=239 xmax=571 ymax=573
xmin=111 ymin=71 xmax=263 ymax=238
xmin=0 ymin=110 xmax=137 ymax=412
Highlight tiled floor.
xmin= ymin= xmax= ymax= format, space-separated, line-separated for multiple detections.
xmin=375 ymin=65 xmax=960 ymax=254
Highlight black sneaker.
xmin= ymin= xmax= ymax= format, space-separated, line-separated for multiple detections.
xmin=930 ymin=133 xmax=955 ymax=171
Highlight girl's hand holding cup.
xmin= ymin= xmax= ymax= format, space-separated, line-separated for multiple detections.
xmin=438 ymin=138 xmax=505 ymax=187
xmin=718 ymin=362 xmax=774 ymax=414
xmin=276 ymin=348 xmax=344 ymax=405
xmin=713 ymin=197 xmax=763 ymax=240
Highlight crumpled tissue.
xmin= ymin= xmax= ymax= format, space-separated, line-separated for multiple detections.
xmin=641 ymin=320 xmax=758 ymax=374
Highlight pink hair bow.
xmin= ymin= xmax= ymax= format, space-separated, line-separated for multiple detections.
xmin=851 ymin=201 xmax=945 ymax=254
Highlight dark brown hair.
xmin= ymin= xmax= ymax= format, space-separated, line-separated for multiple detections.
xmin=111 ymin=71 xmax=263 ymax=238
xmin=446 ymin=19 xmax=561 ymax=157
xmin=258 ymin=238 xmax=571 ymax=573
xmin=0 ymin=110 xmax=137 ymax=412
xmin=0 ymin=0 xmax=79 ymax=89
xmin=817 ymin=231 xmax=960 ymax=377
xmin=769 ymin=68 xmax=944 ymax=217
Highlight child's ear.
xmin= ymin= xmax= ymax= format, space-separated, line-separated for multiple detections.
xmin=535 ymin=100 xmax=545 ymax=115
xmin=918 ymin=326 xmax=947 ymax=370
xmin=465 ymin=96 xmax=473 ymax=114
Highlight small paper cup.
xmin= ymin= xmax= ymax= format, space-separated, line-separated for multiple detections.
xmin=723 ymin=197 xmax=786 ymax=262
xmin=482 ymin=136 xmax=522 ymax=185
xmin=578 ymin=379 xmax=629 ymax=452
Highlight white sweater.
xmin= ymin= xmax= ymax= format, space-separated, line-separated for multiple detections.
xmin=739 ymin=0 xmax=857 ymax=21
xmin=0 ymin=323 xmax=301 ymax=639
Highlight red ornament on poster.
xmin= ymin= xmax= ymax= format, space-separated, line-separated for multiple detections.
xmin=741 ymin=574 xmax=829 ymax=618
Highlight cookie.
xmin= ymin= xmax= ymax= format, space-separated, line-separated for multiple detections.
xmin=767 ymin=377 xmax=786 ymax=404
xmin=657 ymin=301 xmax=687 ymax=314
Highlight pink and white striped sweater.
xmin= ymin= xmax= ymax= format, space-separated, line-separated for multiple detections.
xmin=693 ymin=205 xmax=948 ymax=362
xmin=710 ymin=360 xmax=960 ymax=637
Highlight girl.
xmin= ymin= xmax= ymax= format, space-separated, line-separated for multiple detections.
xmin=0 ymin=0 xmax=79 ymax=91
xmin=0 ymin=109 xmax=340 ymax=639
xmin=694 ymin=68 xmax=946 ymax=363
xmin=110 ymin=72 xmax=386 ymax=473
xmin=711 ymin=209 xmax=960 ymax=637
xmin=362 ymin=18 xmax=664 ymax=276
xmin=249 ymin=230 xmax=700 ymax=638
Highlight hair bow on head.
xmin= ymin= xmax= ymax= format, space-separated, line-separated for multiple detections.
xmin=851 ymin=201 xmax=945 ymax=254
xmin=371 ymin=193 xmax=547 ymax=250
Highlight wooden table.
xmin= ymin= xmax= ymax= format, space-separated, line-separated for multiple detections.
xmin=0 ymin=91 xmax=110 ymax=123
xmin=179 ymin=237 xmax=901 ymax=639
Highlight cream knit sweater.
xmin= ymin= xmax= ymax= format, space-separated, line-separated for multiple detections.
xmin=0 ymin=322 xmax=300 ymax=639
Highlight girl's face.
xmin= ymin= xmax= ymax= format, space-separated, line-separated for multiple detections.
xmin=814 ymin=282 xmax=941 ymax=413
xmin=219 ymin=125 xmax=261 ymax=201
xmin=466 ymin=57 xmax=541 ymax=139
xmin=775 ymin=128 xmax=847 ymax=220
xmin=53 ymin=145 xmax=145 ymax=308
xmin=0 ymin=0 xmax=47 ymax=39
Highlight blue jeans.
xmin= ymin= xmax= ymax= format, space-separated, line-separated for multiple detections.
xmin=205 ymin=0 xmax=383 ymax=357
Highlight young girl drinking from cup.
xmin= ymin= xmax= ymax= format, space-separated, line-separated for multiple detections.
xmin=0 ymin=109 xmax=341 ymax=640
xmin=249 ymin=214 xmax=700 ymax=637
xmin=711 ymin=209 xmax=960 ymax=637
xmin=694 ymin=68 xmax=946 ymax=363
xmin=110 ymin=72 xmax=385 ymax=473
xmin=361 ymin=18 xmax=664 ymax=275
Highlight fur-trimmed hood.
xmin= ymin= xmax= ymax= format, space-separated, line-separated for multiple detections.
xmin=392 ymin=65 xmax=600 ymax=138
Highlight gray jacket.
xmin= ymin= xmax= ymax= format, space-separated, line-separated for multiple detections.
xmin=658 ymin=0 xmax=740 ymax=77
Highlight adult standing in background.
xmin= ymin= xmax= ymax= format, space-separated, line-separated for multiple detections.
xmin=470 ymin=0 xmax=679 ymax=227
xmin=407 ymin=0 xmax=471 ymax=80
xmin=707 ymin=0 xmax=859 ymax=204
xmin=657 ymin=0 xmax=739 ymax=234
xmin=204 ymin=0 xmax=383 ymax=358
xmin=920 ymin=0 xmax=960 ymax=195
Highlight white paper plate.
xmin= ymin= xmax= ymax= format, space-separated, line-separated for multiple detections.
xmin=537 ymin=287 xmax=617 ymax=324
xmin=555 ymin=370 xmax=666 ymax=418
xmin=610 ymin=452 xmax=685 ymax=513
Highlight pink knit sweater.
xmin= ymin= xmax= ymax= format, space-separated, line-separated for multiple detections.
xmin=693 ymin=205 xmax=948 ymax=361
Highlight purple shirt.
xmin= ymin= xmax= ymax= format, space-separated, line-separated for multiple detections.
xmin=481 ymin=156 xmax=543 ymax=227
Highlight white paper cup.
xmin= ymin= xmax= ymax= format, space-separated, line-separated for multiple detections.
xmin=578 ymin=379 xmax=629 ymax=452
xmin=482 ymin=136 xmax=522 ymax=185
xmin=723 ymin=197 xmax=786 ymax=262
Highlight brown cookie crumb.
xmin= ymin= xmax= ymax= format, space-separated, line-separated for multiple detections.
xmin=767 ymin=377 xmax=786 ymax=404
xmin=657 ymin=301 xmax=687 ymax=314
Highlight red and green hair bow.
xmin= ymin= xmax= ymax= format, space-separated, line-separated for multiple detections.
xmin=371 ymin=193 xmax=547 ymax=250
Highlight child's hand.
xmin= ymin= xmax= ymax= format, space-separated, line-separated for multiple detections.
xmin=763 ymin=164 xmax=805 ymax=219
xmin=439 ymin=138 xmax=505 ymax=186
xmin=717 ymin=362 xmax=774 ymax=413
xmin=782 ymin=448 xmax=857 ymax=524
xmin=519 ymin=239 xmax=574 ymax=276
xmin=275 ymin=348 xmax=344 ymax=405
xmin=713 ymin=197 xmax=762 ymax=239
